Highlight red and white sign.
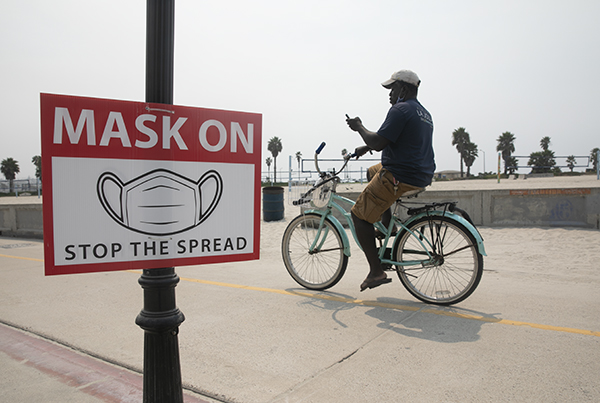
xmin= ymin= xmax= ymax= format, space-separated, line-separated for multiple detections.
xmin=40 ymin=93 xmax=262 ymax=275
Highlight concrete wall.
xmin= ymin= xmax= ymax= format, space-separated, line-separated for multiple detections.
xmin=0 ymin=204 xmax=44 ymax=238
xmin=339 ymin=187 xmax=600 ymax=229
xmin=1 ymin=186 xmax=599 ymax=239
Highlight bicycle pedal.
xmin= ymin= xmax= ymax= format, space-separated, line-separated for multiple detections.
xmin=382 ymin=264 xmax=394 ymax=271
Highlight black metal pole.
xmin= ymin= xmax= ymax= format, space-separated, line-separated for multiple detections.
xmin=145 ymin=0 xmax=174 ymax=104
xmin=135 ymin=1 xmax=184 ymax=402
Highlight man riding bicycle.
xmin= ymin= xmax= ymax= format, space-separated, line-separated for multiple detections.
xmin=346 ymin=69 xmax=436 ymax=292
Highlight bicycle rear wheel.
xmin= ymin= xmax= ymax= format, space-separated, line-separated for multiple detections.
xmin=282 ymin=213 xmax=348 ymax=290
xmin=393 ymin=215 xmax=483 ymax=305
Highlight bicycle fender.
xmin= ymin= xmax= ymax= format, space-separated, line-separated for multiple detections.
xmin=404 ymin=211 xmax=487 ymax=256
xmin=303 ymin=209 xmax=352 ymax=257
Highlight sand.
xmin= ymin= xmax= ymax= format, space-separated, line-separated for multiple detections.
xmin=333 ymin=173 xmax=600 ymax=193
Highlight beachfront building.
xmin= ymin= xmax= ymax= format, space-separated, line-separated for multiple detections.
xmin=434 ymin=170 xmax=462 ymax=180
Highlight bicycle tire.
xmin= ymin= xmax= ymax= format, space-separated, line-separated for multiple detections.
xmin=282 ymin=213 xmax=348 ymax=290
xmin=392 ymin=215 xmax=483 ymax=305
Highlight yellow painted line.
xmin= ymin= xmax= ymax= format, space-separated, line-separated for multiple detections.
xmin=0 ymin=253 xmax=44 ymax=262
xmin=177 ymin=276 xmax=600 ymax=338
xmin=491 ymin=319 xmax=600 ymax=337
xmin=4 ymin=259 xmax=598 ymax=337
xmin=418 ymin=308 xmax=600 ymax=337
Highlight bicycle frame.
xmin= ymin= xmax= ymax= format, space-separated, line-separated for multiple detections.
xmin=303 ymin=191 xmax=486 ymax=268
xmin=284 ymin=143 xmax=486 ymax=304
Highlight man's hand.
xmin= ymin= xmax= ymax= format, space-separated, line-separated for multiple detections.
xmin=346 ymin=115 xmax=363 ymax=132
xmin=346 ymin=114 xmax=391 ymax=151
xmin=354 ymin=145 xmax=371 ymax=159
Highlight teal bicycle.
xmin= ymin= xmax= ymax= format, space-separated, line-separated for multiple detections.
xmin=281 ymin=143 xmax=486 ymax=305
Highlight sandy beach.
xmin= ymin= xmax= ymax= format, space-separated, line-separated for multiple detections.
xmin=332 ymin=173 xmax=600 ymax=194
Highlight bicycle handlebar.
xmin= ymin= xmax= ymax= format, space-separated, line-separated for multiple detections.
xmin=294 ymin=142 xmax=359 ymax=205
xmin=313 ymin=142 xmax=357 ymax=177
xmin=315 ymin=142 xmax=326 ymax=154
xmin=314 ymin=143 xmax=324 ymax=174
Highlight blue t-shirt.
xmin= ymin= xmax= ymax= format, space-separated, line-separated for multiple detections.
xmin=377 ymin=98 xmax=435 ymax=188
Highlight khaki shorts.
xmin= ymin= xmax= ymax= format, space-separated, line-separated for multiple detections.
xmin=351 ymin=163 xmax=423 ymax=224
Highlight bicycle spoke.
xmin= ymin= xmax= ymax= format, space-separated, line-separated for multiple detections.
xmin=282 ymin=214 xmax=348 ymax=290
xmin=441 ymin=244 xmax=472 ymax=258
xmin=394 ymin=216 xmax=483 ymax=305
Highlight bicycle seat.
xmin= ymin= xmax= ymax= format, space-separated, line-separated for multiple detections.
xmin=397 ymin=188 xmax=425 ymax=200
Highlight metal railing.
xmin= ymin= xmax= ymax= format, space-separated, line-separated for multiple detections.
xmin=0 ymin=178 xmax=42 ymax=195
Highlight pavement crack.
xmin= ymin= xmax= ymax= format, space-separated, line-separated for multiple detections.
xmin=329 ymin=348 xmax=359 ymax=368
xmin=269 ymin=323 xmax=398 ymax=403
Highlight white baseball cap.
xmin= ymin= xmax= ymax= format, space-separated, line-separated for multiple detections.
xmin=381 ymin=70 xmax=421 ymax=88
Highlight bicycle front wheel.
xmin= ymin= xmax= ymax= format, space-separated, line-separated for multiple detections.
xmin=282 ymin=213 xmax=348 ymax=290
xmin=393 ymin=215 xmax=483 ymax=305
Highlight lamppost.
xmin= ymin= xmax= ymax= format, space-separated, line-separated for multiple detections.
xmin=482 ymin=150 xmax=486 ymax=173
xmin=136 ymin=2 xmax=185 ymax=402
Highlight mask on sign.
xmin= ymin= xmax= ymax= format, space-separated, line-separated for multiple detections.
xmin=97 ymin=169 xmax=223 ymax=236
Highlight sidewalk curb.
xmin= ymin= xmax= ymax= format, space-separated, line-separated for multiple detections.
xmin=0 ymin=322 xmax=213 ymax=403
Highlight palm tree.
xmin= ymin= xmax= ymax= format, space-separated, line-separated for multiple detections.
xmin=463 ymin=141 xmax=478 ymax=177
xmin=590 ymin=147 xmax=599 ymax=171
xmin=32 ymin=155 xmax=42 ymax=180
xmin=566 ymin=155 xmax=576 ymax=173
xmin=1 ymin=157 xmax=20 ymax=193
xmin=528 ymin=151 xmax=555 ymax=173
xmin=265 ymin=157 xmax=272 ymax=184
xmin=496 ymin=132 xmax=516 ymax=175
xmin=507 ymin=156 xmax=519 ymax=174
xmin=540 ymin=136 xmax=551 ymax=151
xmin=295 ymin=151 xmax=302 ymax=180
xmin=267 ymin=137 xmax=283 ymax=184
xmin=451 ymin=127 xmax=470 ymax=177
xmin=528 ymin=136 xmax=556 ymax=173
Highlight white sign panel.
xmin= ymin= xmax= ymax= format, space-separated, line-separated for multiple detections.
xmin=41 ymin=94 xmax=262 ymax=275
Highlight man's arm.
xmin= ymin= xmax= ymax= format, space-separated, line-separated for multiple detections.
xmin=346 ymin=116 xmax=391 ymax=151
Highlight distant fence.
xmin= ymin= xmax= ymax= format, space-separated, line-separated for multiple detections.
xmin=262 ymin=157 xmax=381 ymax=184
xmin=266 ymin=154 xmax=599 ymax=184
xmin=0 ymin=179 xmax=42 ymax=195
xmin=506 ymin=155 xmax=593 ymax=171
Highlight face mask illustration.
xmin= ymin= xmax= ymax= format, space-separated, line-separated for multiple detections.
xmin=97 ymin=168 xmax=223 ymax=236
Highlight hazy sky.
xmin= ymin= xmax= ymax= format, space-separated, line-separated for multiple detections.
xmin=2 ymin=0 xmax=599 ymax=179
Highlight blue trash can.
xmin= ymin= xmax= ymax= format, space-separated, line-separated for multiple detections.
xmin=263 ymin=186 xmax=284 ymax=221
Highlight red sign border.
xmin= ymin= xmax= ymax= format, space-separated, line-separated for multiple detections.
xmin=41 ymin=93 xmax=262 ymax=275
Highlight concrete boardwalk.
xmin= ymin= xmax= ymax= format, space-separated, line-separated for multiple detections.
xmin=1 ymin=211 xmax=600 ymax=402
xmin=1 ymin=176 xmax=600 ymax=401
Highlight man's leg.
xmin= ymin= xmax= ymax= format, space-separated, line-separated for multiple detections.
xmin=352 ymin=163 xmax=395 ymax=291
xmin=381 ymin=208 xmax=392 ymax=229
xmin=351 ymin=211 xmax=387 ymax=287
xmin=368 ymin=165 xmax=395 ymax=236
